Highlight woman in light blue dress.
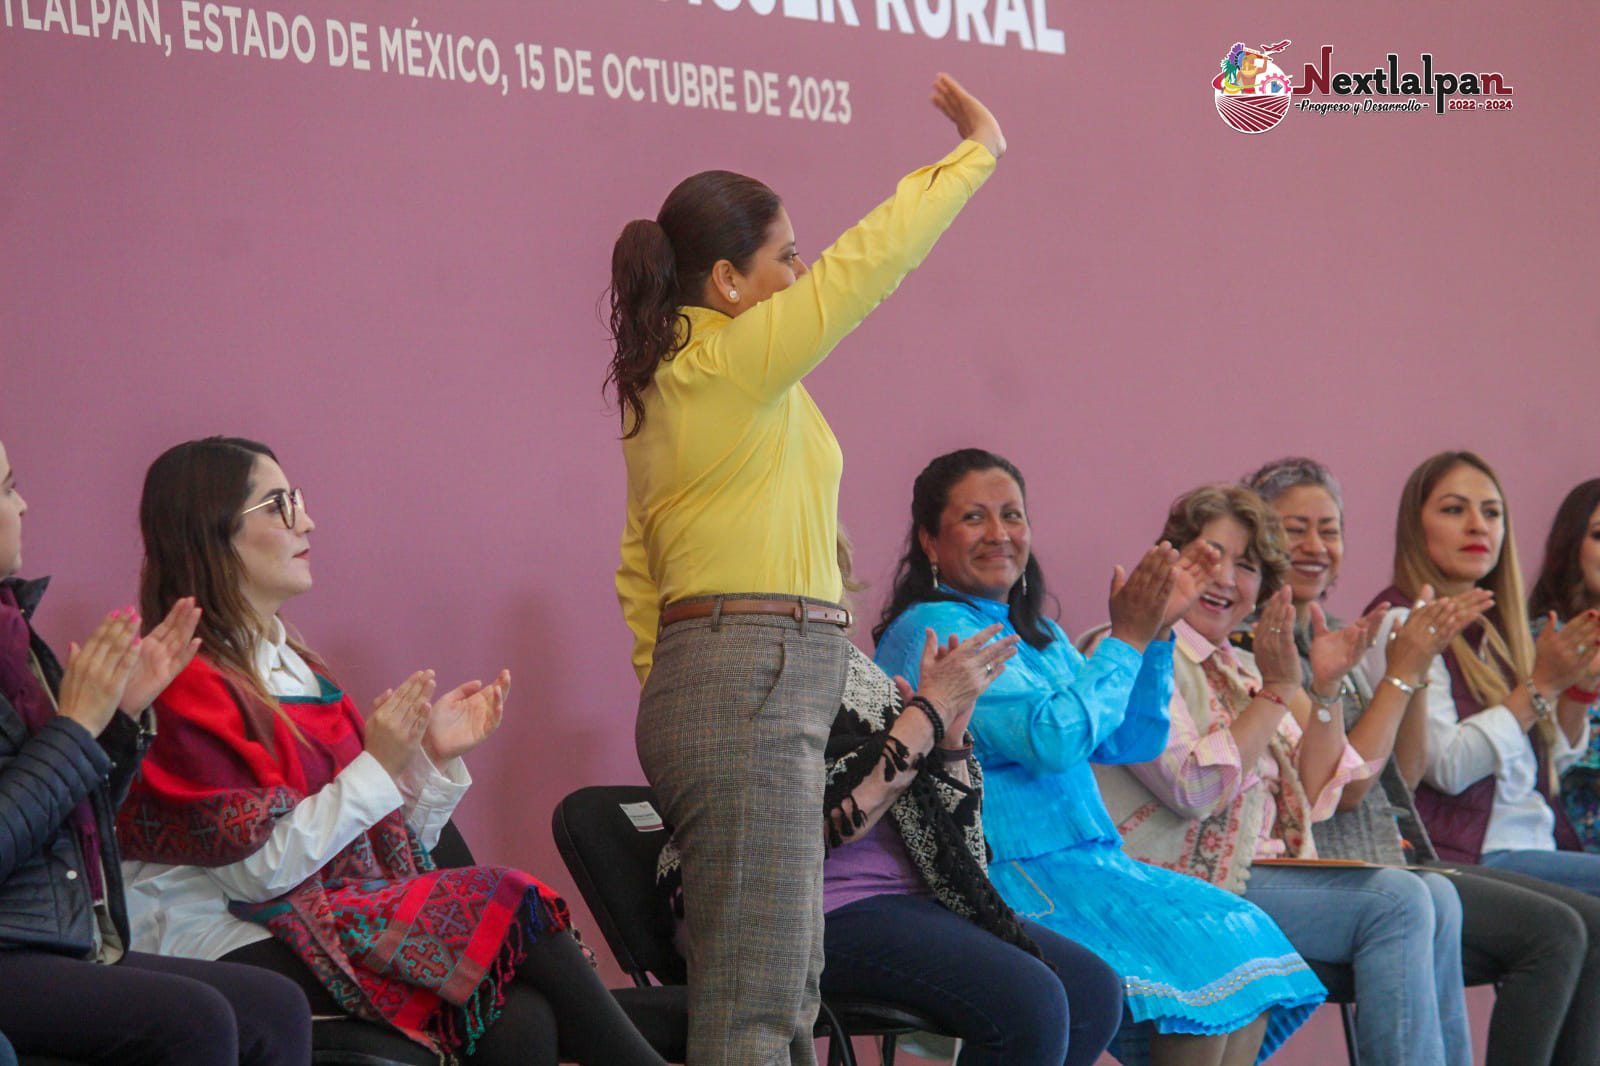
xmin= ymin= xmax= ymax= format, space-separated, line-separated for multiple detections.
xmin=873 ymin=450 xmax=1324 ymax=1066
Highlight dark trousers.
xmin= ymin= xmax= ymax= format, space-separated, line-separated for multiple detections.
xmin=1448 ymin=862 xmax=1600 ymax=1066
xmin=225 ymin=928 xmax=664 ymax=1066
xmin=821 ymin=893 xmax=1123 ymax=1066
xmin=0 ymin=949 xmax=311 ymax=1066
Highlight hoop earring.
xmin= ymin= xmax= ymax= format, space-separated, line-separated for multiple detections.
xmin=931 ymin=562 xmax=940 ymax=591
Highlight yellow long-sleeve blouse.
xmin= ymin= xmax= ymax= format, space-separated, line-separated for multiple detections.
xmin=617 ymin=139 xmax=997 ymax=681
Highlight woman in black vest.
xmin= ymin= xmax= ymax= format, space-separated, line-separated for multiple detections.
xmin=1360 ymin=452 xmax=1600 ymax=887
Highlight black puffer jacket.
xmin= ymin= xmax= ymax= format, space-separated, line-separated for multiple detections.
xmin=0 ymin=577 xmax=149 ymax=956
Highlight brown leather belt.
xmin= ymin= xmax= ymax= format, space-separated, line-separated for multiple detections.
xmin=659 ymin=597 xmax=852 ymax=630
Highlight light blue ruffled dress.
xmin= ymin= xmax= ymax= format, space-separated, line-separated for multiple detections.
xmin=875 ymin=592 xmax=1324 ymax=1064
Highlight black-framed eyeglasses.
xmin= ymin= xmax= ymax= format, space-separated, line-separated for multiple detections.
xmin=240 ymin=487 xmax=305 ymax=530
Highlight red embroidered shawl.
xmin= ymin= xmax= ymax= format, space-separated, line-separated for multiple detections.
xmin=118 ymin=657 xmax=569 ymax=1056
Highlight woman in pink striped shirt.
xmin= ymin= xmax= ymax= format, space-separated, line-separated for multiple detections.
xmin=1093 ymin=482 xmax=1471 ymax=1066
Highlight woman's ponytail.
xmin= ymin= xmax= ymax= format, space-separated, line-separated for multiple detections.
xmin=607 ymin=219 xmax=681 ymax=438
xmin=604 ymin=170 xmax=783 ymax=437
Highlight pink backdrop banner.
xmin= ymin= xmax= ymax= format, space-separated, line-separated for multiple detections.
xmin=5 ymin=2 xmax=1594 ymax=1060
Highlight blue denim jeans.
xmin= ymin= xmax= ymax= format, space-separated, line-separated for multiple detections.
xmin=1243 ymin=865 xmax=1469 ymax=1066
xmin=821 ymin=893 xmax=1123 ymax=1066
xmin=1481 ymin=847 xmax=1600 ymax=896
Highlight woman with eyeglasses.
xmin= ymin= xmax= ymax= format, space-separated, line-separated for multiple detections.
xmin=116 ymin=437 xmax=667 ymax=1066
xmin=0 ymin=437 xmax=313 ymax=1066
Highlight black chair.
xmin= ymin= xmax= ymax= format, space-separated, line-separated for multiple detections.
xmin=552 ymin=784 xmax=955 ymax=1066
xmin=1307 ymin=959 xmax=1360 ymax=1066
xmin=18 ymin=825 xmax=497 ymax=1066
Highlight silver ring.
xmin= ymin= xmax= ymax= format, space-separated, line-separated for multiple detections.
xmin=1580 ymin=645 xmax=1591 ymax=657
xmin=984 ymin=663 xmax=994 ymax=675
xmin=1427 ymin=625 xmax=1438 ymax=635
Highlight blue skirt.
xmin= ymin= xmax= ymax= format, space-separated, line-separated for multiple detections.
xmin=989 ymin=841 xmax=1323 ymax=1064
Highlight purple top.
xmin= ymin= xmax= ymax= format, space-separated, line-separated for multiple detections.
xmin=822 ymin=818 xmax=928 ymax=913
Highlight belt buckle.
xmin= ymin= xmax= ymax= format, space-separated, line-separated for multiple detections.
xmin=792 ymin=601 xmax=808 ymax=623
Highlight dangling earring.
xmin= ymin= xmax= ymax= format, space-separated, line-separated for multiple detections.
xmin=1020 ymin=572 xmax=1028 ymax=597
xmin=931 ymin=562 xmax=940 ymax=590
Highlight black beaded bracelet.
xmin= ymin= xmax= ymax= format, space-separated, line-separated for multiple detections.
xmin=905 ymin=695 xmax=946 ymax=745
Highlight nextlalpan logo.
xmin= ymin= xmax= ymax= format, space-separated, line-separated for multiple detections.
xmin=1214 ymin=40 xmax=1515 ymax=134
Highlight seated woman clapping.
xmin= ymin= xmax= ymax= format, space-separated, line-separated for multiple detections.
xmin=0 ymin=437 xmax=312 ymax=1066
xmin=872 ymin=450 xmax=1324 ymax=1066
xmin=1356 ymin=453 xmax=1600 ymax=890
xmin=1094 ymin=482 xmax=1471 ymax=1066
xmin=1243 ymin=456 xmax=1600 ymax=1066
xmin=659 ymin=529 xmax=1126 ymax=1066
xmin=115 ymin=437 xmax=665 ymax=1066
xmin=1528 ymin=477 xmax=1600 ymax=848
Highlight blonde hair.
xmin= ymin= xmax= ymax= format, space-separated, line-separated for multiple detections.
xmin=836 ymin=523 xmax=867 ymax=626
xmin=1392 ymin=452 xmax=1552 ymax=771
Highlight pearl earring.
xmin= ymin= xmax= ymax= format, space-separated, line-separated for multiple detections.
xmin=728 ymin=290 xmax=738 ymax=300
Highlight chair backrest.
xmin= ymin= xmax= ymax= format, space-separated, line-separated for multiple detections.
xmin=551 ymin=785 xmax=687 ymax=987
xmin=429 ymin=820 xmax=476 ymax=870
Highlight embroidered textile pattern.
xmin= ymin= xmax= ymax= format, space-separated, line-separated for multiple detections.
xmin=117 ymin=658 xmax=573 ymax=1056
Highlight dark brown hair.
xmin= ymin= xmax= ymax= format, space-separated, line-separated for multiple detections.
xmin=1529 ymin=478 xmax=1600 ymax=622
xmin=605 ymin=171 xmax=782 ymax=437
xmin=874 ymin=449 xmax=1053 ymax=650
xmin=139 ymin=436 xmax=311 ymax=750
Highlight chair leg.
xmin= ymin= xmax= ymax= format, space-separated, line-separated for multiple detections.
xmin=1340 ymin=1002 xmax=1361 ymax=1066
xmin=880 ymin=1033 xmax=897 ymax=1066
xmin=817 ymin=1002 xmax=857 ymax=1066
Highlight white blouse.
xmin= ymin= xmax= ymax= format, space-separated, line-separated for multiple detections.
xmin=1357 ymin=607 xmax=1586 ymax=855
xmin=123 ymin=621 xmax=470 ymax=961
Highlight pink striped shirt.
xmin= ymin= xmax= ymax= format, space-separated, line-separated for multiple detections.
xmin=1129 ymin=622 xmax=1377 ymax=859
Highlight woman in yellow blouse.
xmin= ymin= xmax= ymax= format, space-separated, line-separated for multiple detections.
xmin=605 ymin=75 xmax=1004 ymax=1066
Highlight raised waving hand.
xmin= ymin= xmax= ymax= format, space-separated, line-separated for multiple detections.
xmin=930 ymin=73 xmax=1006 ymax=159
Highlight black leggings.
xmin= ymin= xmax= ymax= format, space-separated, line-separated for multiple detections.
xmin=1449 ymin=862 xmax=1600 ymax=1066
xmin=223 ymin=930 xmax=665 ymax=1066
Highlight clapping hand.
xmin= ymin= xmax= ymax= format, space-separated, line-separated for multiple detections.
xmin=930 ymin=73 xmax=1006 ymax=159
xmin=57 ymin=609 xmax=142 ymax=737
xmin=365 ymin=670 xmax=436 ymax=778
xmin=1108 ymin=543 xmax=1178 ymax=650
xmin=424 ymin=669 xmax=511 ymax=764
xmin=892 ymin=624 xmax=1017 ymax=745
xmin=1161 ymin=539 xmax=1223 ymax=633
xmin=1307 ymin=601 xmax=1386 ymax=698
xmin=1385 ymin=586 xmax=1492 ymax=685
xmin=118 ymin=598 xmax=202 ymax=714
xmin=1533 ymin=610 xmax=1600 ymax=695
xmin=1252 ymin=588 xmax=1302 ymax=691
